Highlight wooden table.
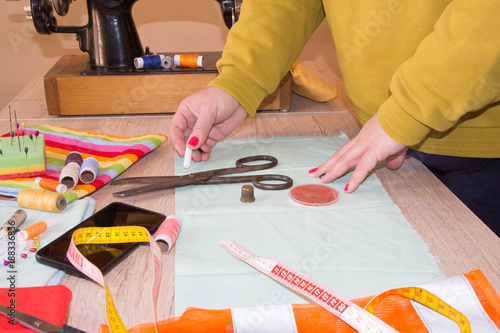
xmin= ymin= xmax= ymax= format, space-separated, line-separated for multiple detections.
xmin=1 ymin=61 xmax=499 ymax=332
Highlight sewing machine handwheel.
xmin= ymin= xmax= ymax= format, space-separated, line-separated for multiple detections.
xmin=30 ymin=0 xmax=56 ymax=34
xmin=215 ymin=0 xmax=242 ymax=29
xmin=51 ymin=0 xmax=72 ymax=16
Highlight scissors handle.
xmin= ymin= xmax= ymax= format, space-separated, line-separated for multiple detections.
xmin=202 ymin=155 xmax=292 ymax=190
xmin=214 ymin=155 xmax=278 ymax=175
xmin=206 ymin=174 xmax=293 ymax=190
xmin=252 ymin=174 xmax=293 ymax=190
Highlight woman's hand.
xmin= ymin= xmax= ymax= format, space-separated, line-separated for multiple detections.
xmin=169 ymin=87 xmax=248 ymax=161
xmin=309 ymin=114 xmax=408 ymax=192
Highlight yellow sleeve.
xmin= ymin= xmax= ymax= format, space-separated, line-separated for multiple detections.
xmin=208 ymin=0 xmax=325 ymax=116
xmin=378 ymin=0 xmax=500 ymax=147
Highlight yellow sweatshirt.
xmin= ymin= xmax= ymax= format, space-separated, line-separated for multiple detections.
xmin=209 ymin=0 xmax=500 ymax=158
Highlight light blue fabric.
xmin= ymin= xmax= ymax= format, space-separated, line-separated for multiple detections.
xmin=0 ymin=197 xmax=95 ymax=287
xmin=174 ymin=135 xmax=444 ymax=315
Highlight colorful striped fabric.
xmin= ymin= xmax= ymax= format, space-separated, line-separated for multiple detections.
xmin=0 ymin=125 xmax=168 ymax=203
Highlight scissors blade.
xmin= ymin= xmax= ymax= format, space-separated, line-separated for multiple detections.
xmin=0 ymin=304 xmax=61 ymax=332
xmin=0 ymin=304 xmax=87 ymax=333
xmin=110 ymin=176 xmax=180 ymax=185
xmin=112 ymin=172 xmax=213 ymax=197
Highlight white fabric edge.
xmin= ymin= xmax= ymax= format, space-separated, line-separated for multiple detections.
xmin=232 ymin=303 xmax=298 ymax=333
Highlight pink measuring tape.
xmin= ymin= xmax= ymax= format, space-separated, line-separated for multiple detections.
xmin=66 ymin=215 xmax=182 ymax=333
xmin=219 ymin=239 xmax=399 ymax=333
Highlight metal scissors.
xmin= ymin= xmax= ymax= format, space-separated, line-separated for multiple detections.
xmin=110 ymin=155 xmax=293 ymax=197
xmin=0 ymin=304 xmax=87 ymax=333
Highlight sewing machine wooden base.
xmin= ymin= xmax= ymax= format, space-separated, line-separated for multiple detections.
xmin=44 ymin=52 xmax=292 ymax=116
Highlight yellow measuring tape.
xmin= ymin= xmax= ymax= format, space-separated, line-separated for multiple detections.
xmin=365 ymin=287 xmax=471 ymax=333
xmin=67 ymin=226 xmax=163 ymax=333
xmin=77 ymin=244 xmax=123 ymax=258
xmin=74 ymin=226 xmax=151 ymax=244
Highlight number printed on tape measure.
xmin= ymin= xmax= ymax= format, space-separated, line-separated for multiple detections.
xmin=219 ymin=239 xmax=398 ymax=333
xmin=365 ymin=287 xmax=471 ymax=333
xmin=269 ymin=263 xmax=349 ymax=315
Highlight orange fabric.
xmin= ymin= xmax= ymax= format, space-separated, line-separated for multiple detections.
xmin=98 ymin=270 xmax=499 ymax=333
xmin=292 ymin=297 xmax=426 ymax=333
xmin=124 ymin=308 xmax=234 ymax=333
xmin=464 ymin=270 xmax=500 ymax=328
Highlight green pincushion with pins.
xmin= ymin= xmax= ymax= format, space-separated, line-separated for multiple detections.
xmin=0 ymin=134 xmax=46 ymax=180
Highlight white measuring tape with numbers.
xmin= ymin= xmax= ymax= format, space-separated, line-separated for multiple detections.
xmin=219 ymin=239 xmax=399 ymax=333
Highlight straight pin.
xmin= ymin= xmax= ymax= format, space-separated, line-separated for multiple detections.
xmin=22 ymin=122 xmax=26 ymax=146
xmin=9 ymin=106 xmax=13 ymax=146
xmin=24 ymin=147 xmax=29 ymax=177
xmin=34 ymin=131 xmax=39 ymax=151
xmin=14 ymin=110 xmax=21 ymax=151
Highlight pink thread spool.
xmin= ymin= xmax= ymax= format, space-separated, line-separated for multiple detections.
xmin=153 ymin=215 xmax=182 ymax=253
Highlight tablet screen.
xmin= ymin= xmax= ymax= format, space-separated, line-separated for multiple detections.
xmin=36 ymin=202 xmax=165 ymax=278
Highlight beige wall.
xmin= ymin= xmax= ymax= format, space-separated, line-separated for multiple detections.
xmin=1 ymin=0 xmax=339 ymax=110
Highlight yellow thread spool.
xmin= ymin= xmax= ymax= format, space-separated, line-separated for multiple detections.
xmin=17 ymin=189 xmax=67 ymax=213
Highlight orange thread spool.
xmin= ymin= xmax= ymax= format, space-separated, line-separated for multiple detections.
xmin=17 ymin=189 xmax=67 ymax=213
xmin=35 ymin=177 xmax=67 ymax=193
xmin=19 ymin=218 xmax=57 ymax=241
xmin=174 ymin=54 xmax=204 ymax=68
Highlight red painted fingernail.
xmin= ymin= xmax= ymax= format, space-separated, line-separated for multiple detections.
xmin=188 ymin=136 xmax=199 ymax=147
xmin=309 ymin=167 xmax=318 ymax=174
xmin=344 ymin=183 xmax=350 ymax=192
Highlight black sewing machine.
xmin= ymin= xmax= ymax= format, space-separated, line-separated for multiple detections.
xmin=28 ymin=0 xmax=240 ymax=69
xmin=25 ymin=0 xmax=290 ymax=115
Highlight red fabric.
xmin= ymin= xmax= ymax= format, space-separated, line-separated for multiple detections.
xmin=0 ymin=285 xmax=72 ymax=332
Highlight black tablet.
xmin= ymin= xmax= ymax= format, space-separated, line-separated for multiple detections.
xmin=36 ymin=202 xmax=166 ymax=279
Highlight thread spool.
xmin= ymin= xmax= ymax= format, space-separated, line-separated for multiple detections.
xmin=18 ymin=218 xmax=57 ymax=241
xmin=79 ymin=157 xmax=99 ymax=183
xmin=17 ymin=189 xmax=67 ymax=213
xmin=161 ymin=56 xmax=174 ymax=69
xmin=154 ymin=215 xmax=182 ymax=253
xmin=0 ymin=209 xmax=27 ymax=237
xmin=174 ymin=54 xmax=204 ymax=68
xmin=134 ymin=54 xmax=164 ymax=69
xmin=65 ymin=151 xmax=83 ymax=166
xmin=59 ymin=163 xmax=80 ymax=190
xmin=35 ymin=177 xmax=67 ymax=193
